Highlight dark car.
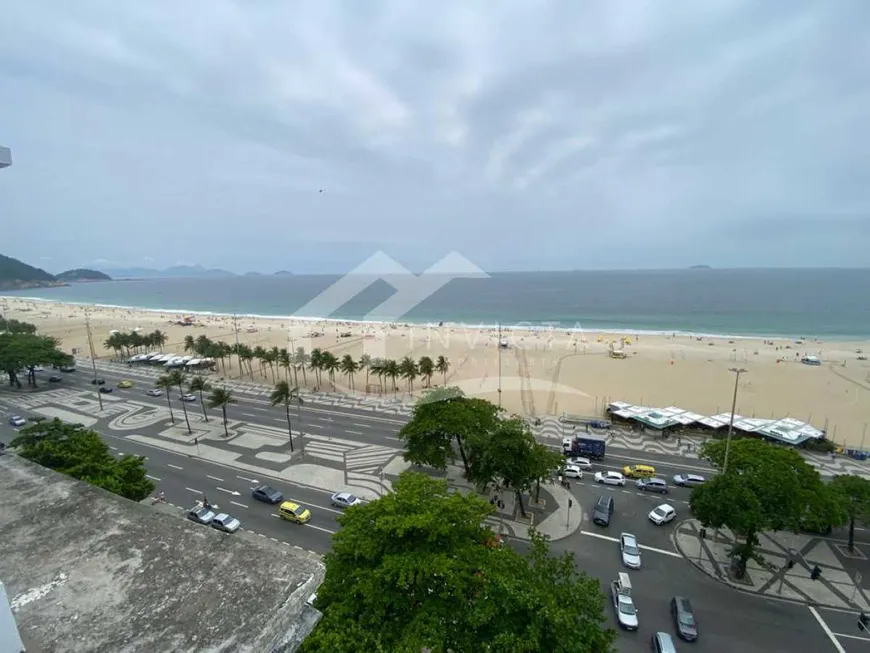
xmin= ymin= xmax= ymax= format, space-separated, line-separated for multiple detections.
xmin=635 ymin=477 xmax=670 ymax=494
xmin=99 ymin=387 xmax=113 ymax=394
xmin=671 ymin=596 xmax=698 ymax=641
xmin=251 ymin=485 xmax=284 ymax=504
xmin=91 ymin=378 xmax=106 ymax=385
xmin=48 ymin=375 xmax=62 ymax=382
xmin=592 ymin=495 xmax=614 ymax=527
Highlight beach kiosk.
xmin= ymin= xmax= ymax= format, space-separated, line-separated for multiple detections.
xmin=801 ymin=355 xmax=821 ymax=366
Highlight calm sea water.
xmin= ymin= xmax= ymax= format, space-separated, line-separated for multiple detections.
xmin=2 ymin=269 xmax=869 ymax=339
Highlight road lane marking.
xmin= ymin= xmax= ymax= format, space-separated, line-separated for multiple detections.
xmin=306 ymin=524 xmax=337 ymax=535
xmin=185 ymin=487 xmax=202 ymax=494
xmin=346 ymin=430 xmax=363 ymax=435
xmin=237 ymin=475 xmax=259 ymax=484
xmin=352 ymin=423 xmax=372 ymax=429
xmin=833 ymin=632 xmax=870 ymax=641
xmin=168 ymin=464 xmax=183 ymax=470
xmin=146 ymin=474 xmax=162 ymax=481
xmin=241 ymin=412 xmax=258 ymax=418
xmin=109 ymin=446 xmax=118 ymax=450
xmin=308 ymin=423 xmax=325 ymax=429
xmin=319 ymin=417 xmax=334 ymax=422
xmin=217 ymin=487 xmax=241 ymax=496
xmin=579 ymin=530 xmax=681 ymax=558
xmin=207 ymin=475 xmax=224 ymax=482
xmin=230 ymin=501 xmax=249 ymax=509
xmin=809 ymin=606 xmax=847 ymax=652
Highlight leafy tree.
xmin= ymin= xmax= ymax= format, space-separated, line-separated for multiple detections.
xmin=270 ymin=380 xmax=302 ymax=451
xmin=155 ymin=375 xmax=176 ymax=423
xmin=690 ymin=438 xmax=826 ymax=576
xmin=830 ymin=475 xmax=870 ymax=552
xmin=399 ymin=387 xmax=501 ymax=476
xmin=11 ymin=418 xmax=154 ymax=501
xmin=0 ymin=324 xmax=72 ymax=388
xmin=208 ymin=387 xmax=236 ymax=437
xmin=188 ymin=376 xmax=211 ymax=422
xmin=0 ymin=316 xmax=39 ymax=335
xmin=303 ymin=472 xmax=615 ymax=653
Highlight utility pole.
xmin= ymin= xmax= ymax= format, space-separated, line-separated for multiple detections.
xmin=497 ymin=322 xmax=503 ymax=408
xmin=85 ymin=311 xmax=103 ymax=411
xmin=723 ymin=367 xmax=748 ymax=474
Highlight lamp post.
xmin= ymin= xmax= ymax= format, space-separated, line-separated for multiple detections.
xmin=722 ymin=367 xmax=748 ymax=474
xmin=85 ymin=310 xmax=104 ymax=411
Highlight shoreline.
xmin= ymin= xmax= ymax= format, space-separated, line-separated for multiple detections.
xmin=0 ymin=294 xmax=861 ymax=343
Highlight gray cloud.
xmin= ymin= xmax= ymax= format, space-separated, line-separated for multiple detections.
xmin=0 ymin=0 xmax=868 ymax=273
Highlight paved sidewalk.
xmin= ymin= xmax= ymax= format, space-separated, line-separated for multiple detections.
xmin=674 ymin=518 xmax=870 ymax=611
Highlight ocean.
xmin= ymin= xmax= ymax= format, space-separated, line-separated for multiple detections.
xmin=2 ymin=268 xmax=869 ymax=339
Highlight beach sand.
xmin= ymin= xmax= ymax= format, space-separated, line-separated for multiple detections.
xmin=3 ymin=296 xmax=869 ymax=448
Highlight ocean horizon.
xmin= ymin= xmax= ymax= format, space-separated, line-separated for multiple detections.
xmin=2 ymin=268 xmax=869 ymax=340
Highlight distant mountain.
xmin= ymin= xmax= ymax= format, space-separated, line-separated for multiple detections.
xmin=273 ymin=270 xmax=294 ymax=276
xmin=689 ymin=265 xmax=712 ymax=269
xmin=243 ymin=271 xmax=264 ymax=277
xmin=101 ymin=265 xmax=237 ymax=279
xmin=55 ymin=268 xmax=112 ymax=282
xmin=0 ymin=253 xmax=62 ymax=290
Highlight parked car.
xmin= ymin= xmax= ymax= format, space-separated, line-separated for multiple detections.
xmin=251 ymin=485 xmax=284 ymax=504
xmin=187 ymin=506 xmax=216 ymax=525
xmin=673 ymin=473 xmax=706 ymax=487
xmin=651 ymin=631 xmax=679 ymax=653
xmin=635 ymin=477 xmax=670 ymax=494
xmin=561 ymin=464 xmax=584 ymax=479
xmin=330 ymin=492 xmax=362 ymax=509
xmin=211 ymin=513 xmax=241 ymax=533
xmin=59 ymin=366 xmax=76 ymax=372
xmin=594 ymin=471 xmax=626 ymax=486
xmin=620 ymin=533 xmax=641 ymax=569
xmin=592 ymin=495 xmax=614 ymax=527
xmin=278 ymin=500 xmax=311 ymax=524
xmin=622 ymin=464 xmax=656 ymax=479
xmin=671 ymin=596 xmax=699 ymax=641
xmin=649 ymin=504 xmax=676 ymax=525
xmin=566 ymin=456 xmax=592 ymax=470
xmin=146 ymin=388 xmax=162 ymax=397
xmin=48 ymin=375 xmax=62 ymax=383
xmin=117 ymin=379 xmax=134 ymax=388
xmin=8 ymin=415 xmax=26 ymax=427
xmin=179 ymin=393 xmax=196 ymax=402
xmin=99 ymin=386 xmax=113 ymax=394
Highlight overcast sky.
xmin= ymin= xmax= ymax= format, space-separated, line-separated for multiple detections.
xmin=1 ymin=1 xmax=868 ymax=274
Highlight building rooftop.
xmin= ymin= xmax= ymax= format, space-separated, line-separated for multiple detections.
xmin=0 ymin=455 xmax=324 ymax=653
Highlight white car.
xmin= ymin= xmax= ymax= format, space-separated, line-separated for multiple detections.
xmin=8 ymin=415 xmax=26 ymax=427
xmin=179 ymin=393 xmax=197 ymax=402
xmin=594 ymin=471 xmax=626 ymax=487
xmin=562 ymin=465 xmax=584 ymax=479
xmin=620 ymin=533 xmax=642 ymax=569
xmin=330 ymin=491 xmax=362 ymax=508
xmin=211 ymin=513 xmax=241 ymax=533
xmin=146 ymin=388 xmax=162 ymax=397
xmin=567 ymin=456 xmax=593 ymax=470
xmin=648 ymin=504 xmax=676 ymax=525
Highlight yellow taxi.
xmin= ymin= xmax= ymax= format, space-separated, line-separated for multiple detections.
xmin=622 ymin=464 xmax=656 ymax=479
xmin=118 ymin=379 xmax=134 ymax=389
xmin=278 ymin=500 xmax=311 ymax=524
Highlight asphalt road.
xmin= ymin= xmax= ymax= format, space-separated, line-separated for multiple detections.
xmin=4 ymin=367 xmax=870 ymax=652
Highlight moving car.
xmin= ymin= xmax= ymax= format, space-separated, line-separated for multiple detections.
xmin=187 ymin=506 xmax=216 ymax=525
xmin=146 ymin=388 xmax=162 ymax=397
xmin=211 ymin=513 xmax=242 ymax=533
xmin=251 ymin=485 xmax=284 ymax=504
xmin=651 ymin=632 xmax=679 ymax=653
xmin=48 ymin=375 xmax=62 ymax=382
xmin=561 ymin=464 xmax=584 ymax=479
xmin=566 ymin=456 xmax=592 ymax=470
xmin=91 ymin=378 xmax=106 ymax=385
xmin=671 ymin=596 xmax=699 ymax=641
xmin=99 ymin=387 xmax=113 ymax=394
xmin=592 ymin=495 xmax=614 ymax=527
xmin=622 ymin=464 xmax=656 ymax=479
xmin=635 ymin=477 xmax=669 ymax=494
xmin=179 ymin=393 xmax=196 ymax=402
xmin=610 ymin=573 xmax=638 ymax=631
xmin=649 ymin=504 xmax=676 ymax=525
xmin=8 ymin=415 xmax=26 ymax=427
xmin=620 ymin=533 xmax=641 ymax=569
xmin=278 ymin=500 xmax=311 ymax=524
xmin=117 ymin=379 xmax=134 ymax=388
xmin=59 ymin=366 xmax=76 ymax=372
xmin=673 ymin=473 xmax=706 ymax=487
xmin=330 ymin=492 xmax=362 ymax=509
xmin=594 ymin=471 xmax=626 ymax=486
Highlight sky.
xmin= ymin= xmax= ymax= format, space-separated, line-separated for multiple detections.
xmin=1 ymin=0 xmax=869 ymax=274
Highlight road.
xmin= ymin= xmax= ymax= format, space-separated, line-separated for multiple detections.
xmin=3 ymin=366 xmax=870 ymax=651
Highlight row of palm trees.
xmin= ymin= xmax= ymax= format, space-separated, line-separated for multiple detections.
xmin=155 ymin=370 xmax=303 ymax=451
xmin=104 ymin=329 xmax=168 ymax=356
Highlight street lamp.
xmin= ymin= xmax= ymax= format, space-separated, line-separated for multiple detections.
xmin=722 ymin=367 xmax=747 ymax=474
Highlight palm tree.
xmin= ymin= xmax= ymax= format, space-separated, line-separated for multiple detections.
xmin=183 ymin=335 xmax=196 ymax=353
xmin=321 ymin=351 xmax=340 ymax=390
xmin=370 ymin=358 xmax=387 ymax=394
xmin=295 ymin=347 xmax=309 ymax=387
xmin=278 ymin=348 xmax=292 ymax=382
xmin=168 ymin=370 xmax=192 ymax=434
xmin=188 ymin=376 xmax=211 ymax=422
xmin=435 ymin=355 xmax=450 ymax=385
xmin=156 ymin=375 xmax=176 ymax=424
xmin=269 ymin=381 xmax=303 ymax=452
xmin=253 ymin=346 xmax=267 ymax=376
xmin=399 ymin=356 xmax=418 ymax=393
xmin=358 ymin=354 xmax=372 ymax=393
xmin=418 ymin=356 xmax=434 ymax=388
xmin=240 ymin=346 xmax=255 ymax=379
xmin=309 ymin=348 xmax=324 ymax=387
xmin=385 ymin=359 xmax=400 ymax=395
xmin=207 ymin=387 xmax=236 ymax=437
xmin=340 ymin=354 xmax=358 ymax=391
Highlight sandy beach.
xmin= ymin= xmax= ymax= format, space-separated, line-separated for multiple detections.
xmin=3 ymin=296 xmax=869 ymax=448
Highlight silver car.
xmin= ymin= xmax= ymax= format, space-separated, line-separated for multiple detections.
xmin=620 ymin=533 xmax=642 ymax=569
xmin=673 ymin=473 xmax=706 ymax=487
xmin=211 ymin=513 xmax=241 ymax=533
xmin=612 ymin=588 xmax=639 ymax=630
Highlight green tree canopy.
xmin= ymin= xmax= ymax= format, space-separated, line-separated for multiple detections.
xmin=830 ymin=475 xmax=870 ymax=551
xmin=302 ymin=472 xmax=614 ymax=653
xmin=0 ymin=324 xmax=72 ymax=387
xmin=399 ymin=387 xmax=501 ymax=474
xmin=691 ymin=438 xmax=826 ymax=575
xmin=11 ymin=418 xmax=154 ymax=501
